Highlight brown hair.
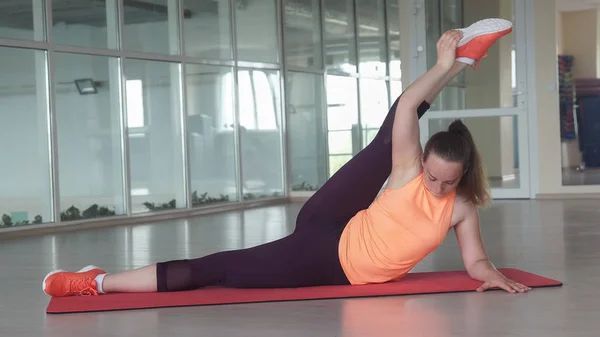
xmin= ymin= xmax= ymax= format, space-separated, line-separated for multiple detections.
xmin=423 ymin=119 xmax=491 ymax=207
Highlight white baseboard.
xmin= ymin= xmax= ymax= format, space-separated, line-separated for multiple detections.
xmin=289 ymin=191 xmax=315 ymax=202
xmin=535 ymin=193 xmax=600 ymax=200
xmin=0 ymin=197 xmax=289 ymax=241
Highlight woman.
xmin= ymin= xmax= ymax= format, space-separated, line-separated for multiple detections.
xmin=43 ymin=18 xmax=531 ymax=297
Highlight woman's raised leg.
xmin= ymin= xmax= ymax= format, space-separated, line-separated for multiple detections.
xmin=295 ymin=61 xmax=468 ymax=230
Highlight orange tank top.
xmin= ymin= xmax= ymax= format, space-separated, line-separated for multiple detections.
xmin=338 ymin=173 xmax=456 ymax=285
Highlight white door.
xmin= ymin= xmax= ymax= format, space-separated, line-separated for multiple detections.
xmin=411 ymin=0 xmax=530 ymax=199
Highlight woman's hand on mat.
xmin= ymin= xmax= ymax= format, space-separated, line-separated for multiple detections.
xmin=436 ymin=30 xmax=462 ymax=70
xmin=476 ymin=272 xmax=532 ymax=294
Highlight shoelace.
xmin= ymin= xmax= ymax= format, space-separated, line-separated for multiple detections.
xmin=69 ymin=278 xmax=99 ymax=296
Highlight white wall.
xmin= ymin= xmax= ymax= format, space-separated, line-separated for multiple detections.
xmin=556 ymin=10 xmax=564 ymax=54
xmin=533 ymin=0 xmax=562 ymax=195
xmin=560 ymin=10 xmax=599 ymax=78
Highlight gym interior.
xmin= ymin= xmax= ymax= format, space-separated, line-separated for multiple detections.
xmin=1 ymin=0 xmax=599 ymax=336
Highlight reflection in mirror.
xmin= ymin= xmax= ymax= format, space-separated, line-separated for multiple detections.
xmin=0 ymin=47 xmax=52 ymax=226
xmin=124 ymin=59 xmax=186 ymax=213
xmin=284 ymin=0 xmax=322 ymax=69
xmin=54 ymin=53 xmax=126 ymax=218
xmin=557 ymin=9 xmax=600 ymax=185
xmin=0 ymin=0 xmax=46 ymax=42
xmin=323 ymin=0 xmax=357 ymax=73
xmin=286 ymin=72 xmax=327 ymax=191
xmin=326 ymin=75 xmax=358 ymax=176
xmin=183 ymin=0 xmax=233 ymax=60
xmin=356 ymin=0 xmax=386 ymax=77
xmin=387 ymin=0 xmax=401 ymax=79
xmin=186 ymin=65 xmax=238 ymax=205
xmin=238 ymin=69 xmax=285 ymax=199
xmin=235 ymin=0 xmax=279 ymax=63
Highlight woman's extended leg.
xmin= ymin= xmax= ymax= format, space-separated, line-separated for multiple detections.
xmin=43 ymin=229 xmax=348 ymax=296
xmin=102 ymin=264 xmax=157 ymax=293
xmin=295 ymin=61 xmax=468 ymax=230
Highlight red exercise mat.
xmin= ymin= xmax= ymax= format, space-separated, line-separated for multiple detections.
xmin=46 ymin=268 xmax=562 ymax=314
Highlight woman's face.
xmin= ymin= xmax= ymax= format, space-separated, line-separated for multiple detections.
xmin=421 ymin=153 xmax=463 ymax=197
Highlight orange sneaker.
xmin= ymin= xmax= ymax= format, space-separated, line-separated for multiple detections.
xmin=455 ymin=18 xmax=513 ymax=66
xmin=42 ymin=265 xmax=105 ymax=297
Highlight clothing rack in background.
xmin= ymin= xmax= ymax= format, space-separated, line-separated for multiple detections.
xmin=558 ymin=55 xmax=584 ymax=170
xmin=558 ymin=55 xmax=576 ymax=140
xmin=573 ymin=77 xmax=600 ymax=168
xmin=558 ymin=55 xmax=600 ymax=170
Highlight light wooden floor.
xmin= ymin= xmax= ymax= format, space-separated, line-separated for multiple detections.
xmin=1 ymin=199 xmax=598 ymax=337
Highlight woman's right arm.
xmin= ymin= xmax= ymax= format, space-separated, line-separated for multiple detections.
xmin=389 ymin=31 xmax=461 ymax=178
xmin=390 ymin=65 xmax=448 ymax=170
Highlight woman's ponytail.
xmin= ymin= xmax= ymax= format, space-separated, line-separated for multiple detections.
xmin=424 ymin=119 xmax=491 ymax=207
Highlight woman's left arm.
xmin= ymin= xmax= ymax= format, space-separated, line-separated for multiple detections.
xmin=454 ymin=203 xmax=531 ymax=293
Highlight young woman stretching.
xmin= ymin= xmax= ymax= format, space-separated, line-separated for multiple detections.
xmin=43 ymin=18 xmax=531 ymax=297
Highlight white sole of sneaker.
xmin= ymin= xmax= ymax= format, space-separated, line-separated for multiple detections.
xmin=41 ymin=265 xmax=102 ymax=294
xmin=456 ymin=57 xmax=476 ymax=65
xmin=457 ymin=18 xmax=513 ymax=47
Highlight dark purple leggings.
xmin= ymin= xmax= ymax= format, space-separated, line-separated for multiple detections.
xmin=156 ymin=97 xmax=431 ymax=291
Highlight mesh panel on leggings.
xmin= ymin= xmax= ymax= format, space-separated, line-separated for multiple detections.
xmin=157 ymin=259 xmax=195 ymax=292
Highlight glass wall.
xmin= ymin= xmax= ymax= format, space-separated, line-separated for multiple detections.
xmin=0 ymin=0 xmax=46 ymax=41
xmin=325 ymin=75 xmax=359 ymax=176
xmin=0 ymin=0 xmax=402 ymax=229
xmin=286 ymin=72 xmax=327 ymax=191
xmin=0 ymin=0 xmax=287 ymax=229
xmin=0 ymin=46 xmax=52 ymax=226
xmin=54 ymin=53 xmax=125 ymax=220
xmin=122 ymin=0 xmax=180 ymax=55
xmin=238 ymin=69 xmax=285 ymax=199
xmin=182 ymin=0 xmax=232 ymax=60
xmin=284 ymin=0 xmax=322 ymax=69
xmin=124 ymin=59 xmax=186 ymax=213
xmin=236 ymin=0 xmax=279 ymax=63
xmin=286 ymin=0 xmax=401 ymax=182
xmin=52 ymin=0 xmax=119 ymax=49
xmin=185 ymin=64 xmax=238 ymax=204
